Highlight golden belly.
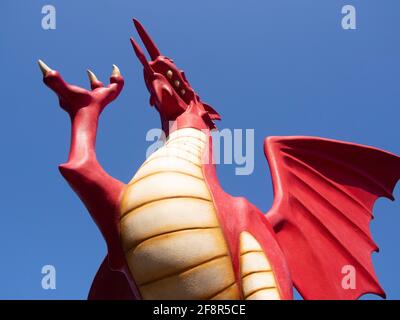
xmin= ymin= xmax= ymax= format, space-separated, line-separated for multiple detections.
xmin=120 ymin=128 xmax=240 ymax=300
xmin=239 ymin=232 xmax=281 ymax=300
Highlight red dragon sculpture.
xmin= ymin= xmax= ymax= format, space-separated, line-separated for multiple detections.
xmin=38 ymin=19 xmax=400 ymax=300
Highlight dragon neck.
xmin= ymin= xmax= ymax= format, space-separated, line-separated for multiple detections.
xmin=161 ymin=102 xmax=215 ymax=138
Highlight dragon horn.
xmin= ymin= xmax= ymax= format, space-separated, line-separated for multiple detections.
xmin=133 ymin=18 xmax=161 ymax=60
xmin=130 ymin=37 xmax=154 ymax=74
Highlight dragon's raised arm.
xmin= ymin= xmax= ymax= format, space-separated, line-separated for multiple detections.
xmin=38 ymin=60 xmax=127 ymax=269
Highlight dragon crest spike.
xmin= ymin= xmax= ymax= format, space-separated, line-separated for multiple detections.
xmin=132 ymin=18 xmax=161 ymax=60
xmin=130 ymin=37 xmax=154 ymax=74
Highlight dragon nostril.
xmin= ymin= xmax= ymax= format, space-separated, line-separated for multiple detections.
xmin=166 ymin=70 xmax=173 ymax=79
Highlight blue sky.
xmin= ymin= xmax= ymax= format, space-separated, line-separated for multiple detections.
xmin=0 ymin=1 xmax=399 ymax=299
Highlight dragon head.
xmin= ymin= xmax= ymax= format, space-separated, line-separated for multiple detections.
xmin=130 ymin=19 xmax=221 ymax=133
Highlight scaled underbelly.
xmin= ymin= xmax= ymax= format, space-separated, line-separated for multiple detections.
xmin=120 ymin=128 xmax=240 ymax=300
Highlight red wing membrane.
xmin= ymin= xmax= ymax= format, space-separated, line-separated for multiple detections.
xmin=264 ymin=136 xmax=400 ymax=300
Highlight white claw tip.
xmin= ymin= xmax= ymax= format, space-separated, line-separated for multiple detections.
xmin=38 ymin=59 xmax=52 ymax=76
xmin=87 ymin=69 xmax=99 ymax=83
xmin=112 ymin=64 xmax=121 ymax=76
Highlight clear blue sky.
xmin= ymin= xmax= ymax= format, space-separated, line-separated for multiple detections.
xmin=0 ymin=1 xmax=399 ymax=299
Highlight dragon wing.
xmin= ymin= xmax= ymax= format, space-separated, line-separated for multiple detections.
xmin=264 ymin=136 xmax=400 ymax=300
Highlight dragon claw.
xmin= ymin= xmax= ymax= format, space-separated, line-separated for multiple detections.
xmin=39 ymin=61 xmax=124 ymax=114
xmin=38 ymin=59 xmax=52 ymax=76
xmin=87 ymin=69 xmax=104 ymax=90
xmin=87 ymin=69 xmax=99 ymax=83
xmin=111 ymin=64 xmax=121 ymax=77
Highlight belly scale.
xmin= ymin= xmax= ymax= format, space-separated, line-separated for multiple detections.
xmin=120 ymin=128 xmax=240 ymax=299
